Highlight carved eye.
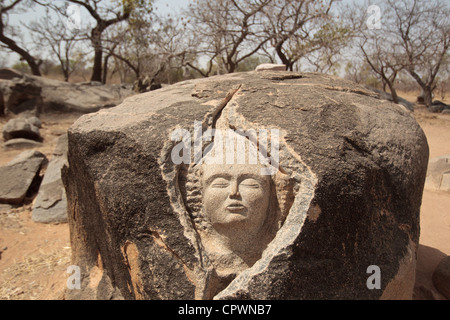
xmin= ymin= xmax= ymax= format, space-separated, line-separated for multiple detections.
xmin=211 ymin=178 xmax=229 ymax=188
xmin=240 ymin=178 xmax=261 ymax=189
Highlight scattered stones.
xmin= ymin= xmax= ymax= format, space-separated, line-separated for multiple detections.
xmin=0 ymin=150 xmax=47 ymax=205
xmin=0 ymin=71 xmax=134 ymax=115
xmin=432 ymin=256 xmax=450 ymax=299
xmin=2 ymin=118 xmax=42 ymax=142
xmin=3 ymin=138 xmax=43 ymax=150
xmin=32 ymin=134 xmax=68 ymax=224
xmin=24 ymin=116 xmax=42 ymax=128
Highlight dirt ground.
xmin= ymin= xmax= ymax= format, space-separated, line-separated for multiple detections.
xmin=0 ymin=91 xmax=449 ymax=300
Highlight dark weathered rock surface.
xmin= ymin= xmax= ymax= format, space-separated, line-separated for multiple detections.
xmin=32 ymin=134 xmax=68 ymax=224
xmin=63 ymin=71 xmax=428 ymax=300
xmin=0 ymin=150 xmax=47 ymax=204
xmin=432 ymin=256 xmax=450 ymax=299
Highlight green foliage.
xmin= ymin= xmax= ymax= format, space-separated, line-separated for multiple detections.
xmin=236 ymin=56 xmax=271 ymax=72
xmin=12 ymin=62 xmax=30 ymax=74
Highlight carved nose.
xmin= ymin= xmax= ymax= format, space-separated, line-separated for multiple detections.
xmin=229 ymin=181 xmax=241 ymax=199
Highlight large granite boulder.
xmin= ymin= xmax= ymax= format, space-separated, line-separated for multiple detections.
xmin=433 ymin=256 xmax=450 ymax=299
xmin=62 ymin=71 xmax=429 ymax=300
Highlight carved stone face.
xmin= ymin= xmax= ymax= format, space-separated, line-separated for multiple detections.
xmin=202 ymin=164 xmax=271 ymax=235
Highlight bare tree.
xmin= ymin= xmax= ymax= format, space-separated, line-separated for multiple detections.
xmin=0 ymin=0 xmax=42 ymax=75
xmin=185 ymin=0 xmax=271 ymax=76
xmin=301 ymin=22 xmax=350 ymax=74
xmin=102 ymin=9 xmax=193 ymax=86
xmin=260 ymin=0 xmax=338 ymax=71
xmin=389 ymin=0 xmax=450 ymax=107
xmin=346 ymin=2 xmax=404 ymax=103
xmin=346 ymin=0 xmax=449 ymax=108
xmin=27 ymin=7 xmax=86 ymax=81
xmin=62 ymin=0 xmax=151 ymax=83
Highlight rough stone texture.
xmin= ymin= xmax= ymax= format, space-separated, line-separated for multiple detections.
xmin=32 ymin=134 xmax=68 ymax=224
xmin=432 ymin=256 xmax=450 ymax=299
xmin=3 ymin=138 xmax=43 ymax=150
xmin=63 ymin=71 xmax=429 ymax=300
xmin=0 ymin=150 xmax=47 ymax=204
xmin=424 ymin=154 xmax=450 ymax=192
xmin=0 ymin=72 xmax=134 ymax=115
xmin=2 ymin=118 xmax=42 ymax=142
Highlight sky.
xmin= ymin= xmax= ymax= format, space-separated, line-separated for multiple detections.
xmin=0 ymin=0 xmax=360 ymax=68
xmin=0 ymin=0 xmax=189 ymax=66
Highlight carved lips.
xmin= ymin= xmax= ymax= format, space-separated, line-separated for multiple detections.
xmin=226 ymin=202 xmax=246 ymax=213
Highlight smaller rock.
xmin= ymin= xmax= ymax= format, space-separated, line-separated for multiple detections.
xmin=255 ymin=64 xmax=287 ymax=72
xmin=0 ymin=68 xmax=22 ymax=80
xmin=53 ymin=134 xmax=68 ymax=156
xmin=2 ymin=118 xmax=42 ymax=142
xmin=0 ymin=150 xmax=47 ymax=204
xmin=429 ymin=104 xmax=444 ymax=113
xmin=442 ymin=109 xmax=450 ymax=115
xmin=432 ymin=256 xmax=450 ymax=299
xmin=32 ymin=134 xmax=68 ymax=224
xmin=0 ymin=203 xmax=13 ymax=213
xmin=3 ymin=138 xmax=43 ymax=150
xmin=24 ymin=115 xmax=42 ymax=128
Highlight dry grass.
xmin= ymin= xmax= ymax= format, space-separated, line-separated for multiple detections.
xmin=0 ymin=248 xmax=71 ymax=300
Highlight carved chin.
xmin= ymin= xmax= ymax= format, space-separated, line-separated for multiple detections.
xmin=210 ymin=210 xmax=249 ymax=228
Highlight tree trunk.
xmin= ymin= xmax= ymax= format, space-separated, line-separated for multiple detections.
xmin=386 ymin=82 xmax=399 ymax=104
xmin=91 ymin=48 xmax=103 ymax=83
xmin=102 ymin=53 xmax=112 ymax=84
xmin=63 ymin=69 xmax=69 ymax=82
xmin=0 ymin=34 xmax=41 ymax=76
xmin=422 ymin=87 xmax=433 ymax=108
xmin=275 ymin=43 xmax=291 ymax=71
xmin=90 ymin=27 xmax=104 ymax=83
